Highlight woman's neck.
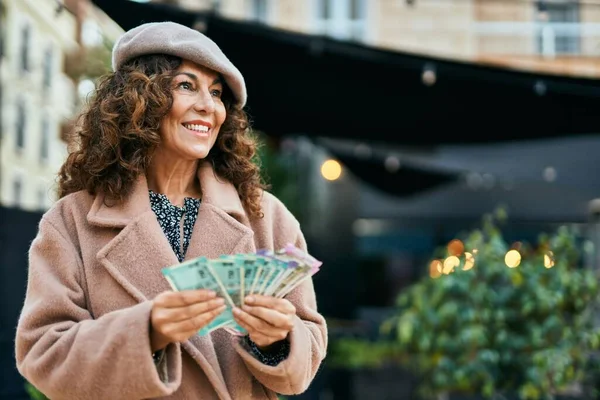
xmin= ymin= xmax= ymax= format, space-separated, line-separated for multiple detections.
xmin=146 ymin=152 xmax=202 ymax=207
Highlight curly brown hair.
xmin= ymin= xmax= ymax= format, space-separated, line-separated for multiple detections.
xmin=57 ymin=54 xmax=268 ymax=218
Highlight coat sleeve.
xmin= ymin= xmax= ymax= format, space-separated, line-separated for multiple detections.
xmin=15 ymin=217 xmax=182 ymax=400
xmin=233 ymin=229 xmax=328 ymax=395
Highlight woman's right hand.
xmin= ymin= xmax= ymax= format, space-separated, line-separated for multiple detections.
xmin=150 ymin=289 xmax=226 ymax=352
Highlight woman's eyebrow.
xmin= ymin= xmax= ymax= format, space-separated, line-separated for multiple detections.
xmin=175 ymin=73 xmax=222 ymax=86
xmin=175 ymin=72 xmax=199 ymax=82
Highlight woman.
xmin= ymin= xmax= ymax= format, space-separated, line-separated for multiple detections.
xmin=15 ymin=21 xmax=327 ymax=400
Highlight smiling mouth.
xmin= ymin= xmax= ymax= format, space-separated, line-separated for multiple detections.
xmin=182 ymin=123 xmax=210 ymax=136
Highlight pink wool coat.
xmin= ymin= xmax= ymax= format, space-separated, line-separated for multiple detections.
xmin=15 ymin=162 xmax=328 ymax=400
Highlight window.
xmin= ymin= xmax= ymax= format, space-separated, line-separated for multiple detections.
xmin=37 ymin=186 xmax=47 ymax=210
xmin=0 ymin=0 xmax=6 ymax=58
xmin=43 ymin=46 xmax=53 ymax=90
xmin=16 ymin=101 xmax=25 ymax=150
xmin=349 ymin=0 xmax=365 ymax=39
xmin=350 ymin=0 xmax=363 ymax=20
xmin=536 ymin=0 xmax=580 ymax=55
xmin=318 ymin=0 xmax=332 ymax=20
xmin=0 ymin=81 xmax=3 ymax=141
xmin=81 ymin=19 xmax=103 ymax=47
xmin=40 ymin=116 xmax=49 ymax=162
xmin=315 ymin=0 xmax=366 ymax=41
xmin=250 ymin=0 xmax=268 ymax=23
xmin=20 ymin=24 xmax=30 ymax=73
xmin=13 ymin=176 xmax=22 ymax=206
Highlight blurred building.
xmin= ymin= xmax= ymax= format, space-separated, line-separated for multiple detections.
xmin=154 ymin=0 xmax=600 ymax=78
xmin=0 ymin=0 xmax=122 ymax=212
xmin=0 ymin=0 xmax=77 ymax=211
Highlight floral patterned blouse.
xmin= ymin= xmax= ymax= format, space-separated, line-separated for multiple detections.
xmin=148 ymin=190 xmax=289 ymax=366
xmin=149 ymin=190 xmax=200 ymax=262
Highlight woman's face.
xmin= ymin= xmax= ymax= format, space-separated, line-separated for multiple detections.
xmin=158 ymin=60 xmax=227 ymax=161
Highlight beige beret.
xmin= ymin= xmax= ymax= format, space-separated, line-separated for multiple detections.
xmin=112 ymin=21 xmax=247 ymax=108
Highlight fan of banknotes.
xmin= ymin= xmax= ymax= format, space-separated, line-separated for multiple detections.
xmin=161 ymin=244 xmax=322 ymax=336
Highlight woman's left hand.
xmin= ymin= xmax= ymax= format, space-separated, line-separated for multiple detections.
xmin=233 ymin=295 xmax=296 ymax=349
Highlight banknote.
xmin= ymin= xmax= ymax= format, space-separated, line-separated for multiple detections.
xmin=161 ymin=245 xmax=322 ymax=336
xmin=162 ymin=257 xmax=210 ymax=291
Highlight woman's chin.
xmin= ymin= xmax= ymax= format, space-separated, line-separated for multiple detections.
xmin=187 ymin=145 xmax=212 ymax=160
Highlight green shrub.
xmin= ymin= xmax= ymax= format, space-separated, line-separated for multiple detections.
xmin=332 ymin=208 xmax=600 ymax=399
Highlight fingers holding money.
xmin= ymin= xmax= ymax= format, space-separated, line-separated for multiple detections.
xmin=232 ymin=295 xmax=296 ymax=348
xmin=150 ymin=290 xmax=227 ymax=351
xmin=233 ymin=309 xmax=288 ymax=347
xmin=155 ymin=297 xmax=226 ymax=323
xmin=244 ymin=295 xmax=296 ymax=315
xmin=159 ymin=305 xmax=226 ymax=341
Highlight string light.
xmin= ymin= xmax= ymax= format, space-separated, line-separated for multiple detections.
xmin=505 ymin=250 xmax=522 ymax=268
xmin=321 ymin=159 xmax=342 ymax=181
xmin=430 ymin=247 xmax=561 ymax=279
xmin=463 ymin=252 xmax=475 ymax=271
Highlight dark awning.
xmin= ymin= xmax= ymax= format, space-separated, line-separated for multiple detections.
xmin=318 ymin=138 xmax=460 ymax=197
xmin=91 ymin=0 xmax=600 ymax=147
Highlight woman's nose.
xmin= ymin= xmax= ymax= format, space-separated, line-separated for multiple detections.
xmin=193 ymin=90 xmax=216 ymax=114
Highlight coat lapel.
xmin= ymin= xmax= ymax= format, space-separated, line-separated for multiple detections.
xmin=91 ymin=175 xmax=178 ymax=303
xmin=184 ymin=162 xmax=256 ymax=261
xmin=88 ymin=162 xmax=255 ymax=400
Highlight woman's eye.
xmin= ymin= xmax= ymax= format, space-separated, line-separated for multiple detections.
xmin=178 ymin=81 xmax=194 ymax=91
xmin=211 ymin=89 xmax=222 ymax=98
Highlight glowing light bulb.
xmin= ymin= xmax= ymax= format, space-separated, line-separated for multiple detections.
xmin=463 ymin=252 xmax=475 ymax=271
xmin=321 ymin=160 xmax=342 ymax=181
xmin=544 ymin=251 xmax=555 ymax=268
xmin=505 ymin=250 xmax=521 ymax=268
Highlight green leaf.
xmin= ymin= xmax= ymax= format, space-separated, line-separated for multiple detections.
xmin=398 ymin=319 xmax=413 ymax=343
